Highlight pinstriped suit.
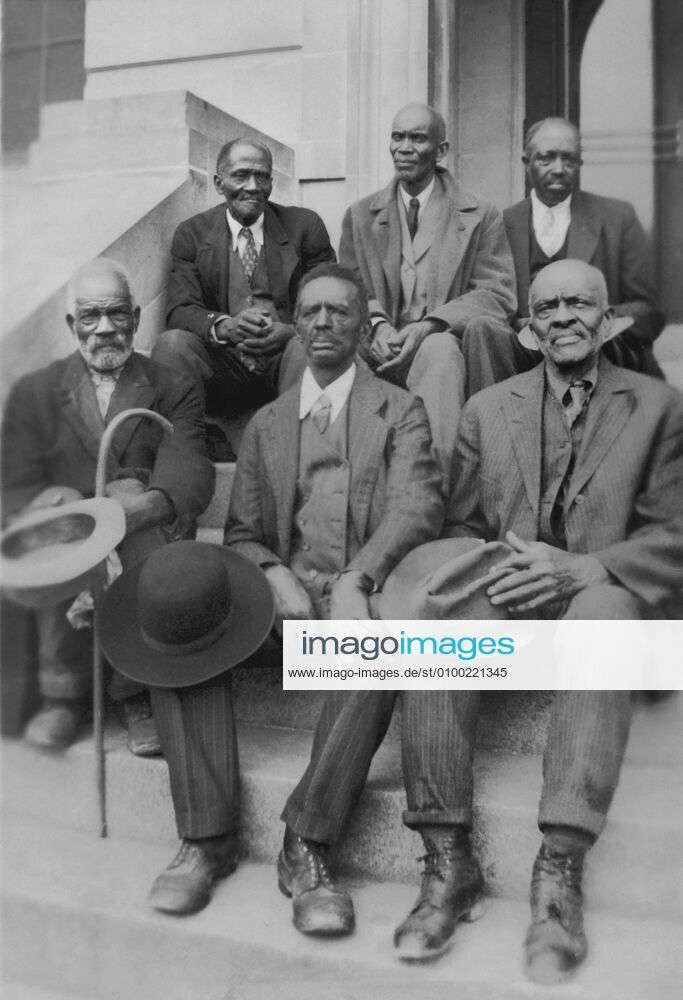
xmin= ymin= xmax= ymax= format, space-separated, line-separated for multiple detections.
xmin=225 ymin=362 xmax=445 ymax=844
xmin=416 ymin=358 xmax=683 ymax=838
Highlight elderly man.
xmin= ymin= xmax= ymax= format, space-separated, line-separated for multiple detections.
xmin=403 ymin=259 xmax=682 ymax=980
xmin=152 ymin=138 xmax=335 ymax=456
xmin=225 ymin=262 xmax=444 ymax=937
xmin=465 ymin=118 xmax=664 ymax=394
xmin=1 ymin=258 xmax=214 ymax=754
xmin=339 ymin=102 xmax=516 ymax=486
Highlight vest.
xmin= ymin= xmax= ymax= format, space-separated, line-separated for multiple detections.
xmin=539 ymin=385 xmax=589 ymax=548
xmin=397 ymin=185 xmax=444 ymax=325
xmin=289 ymin=402 xmax=354 ymax=616
xmin=227 ymin=246 xmax=280 ymax=322
xmin=529 ymin=228 xmax=569 ymax=283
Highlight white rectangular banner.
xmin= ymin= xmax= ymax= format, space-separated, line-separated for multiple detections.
xmin=282 ymin=619 xmax=681 ymax=690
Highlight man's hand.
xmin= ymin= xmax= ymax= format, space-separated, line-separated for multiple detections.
xmin=214 ymin=308 xmax=272 ymax=346
xmin=265 ymin=564 xmax=315 ymax=633
xmin=241 ymin=321 xmax=295 ymax=358
xmin=377 ymin=319 xmax=439 ymax=374
xmin=368 ymin=322 xmax=399 ymax=366
xmin=485 ymin=530 xmax=609 ymax=612
xmin=105 ymin=481 xmax=172 ymax=535
xmin=329 ymin=571 xmax=371 ymax=620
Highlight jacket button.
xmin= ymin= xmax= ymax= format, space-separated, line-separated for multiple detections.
xmin=575 ymin=495 xmax=585 ymax=505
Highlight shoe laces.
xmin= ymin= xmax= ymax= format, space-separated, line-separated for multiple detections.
xmin=299 ymin=837 xmax=334 ymax=890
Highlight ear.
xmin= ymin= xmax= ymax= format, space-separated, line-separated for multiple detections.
xmin=598 ymin=306 xmax=614 ymax=344
xmin=132 ymin=305 xmax=141 ymax=332
xmin=213 ymin=174 xmax=223 ymax=196
xmin=521 ymin=154 xmax=529 ymax=166
xmin=66 ymin=313 xmax=75 ymax=335
xmin=436 ymin=140 xmax=450 ymax=162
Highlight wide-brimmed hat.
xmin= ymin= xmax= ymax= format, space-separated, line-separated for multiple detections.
xmin=517 ymin=315 xmax=633 ymax=350
xmin=379 ymin=537 xmax=513 ymax=620
xmin=1 ymin=497 xmax=126 ymax=608
xmin=99 ymin=540 xmax=274 ymax=688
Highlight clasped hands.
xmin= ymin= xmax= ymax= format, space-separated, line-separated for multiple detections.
xmin=485 ymin=531 xmax=609 ymax=613
xmin=215 ymin=309 xmax=294 ymax=363
xmin=265 ymin=564 xmax=371 ymax=634
xmin=370 ymin=319 xmax=440 ymax=373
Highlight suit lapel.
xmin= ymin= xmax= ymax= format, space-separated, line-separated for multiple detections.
xmin=263 ymin=205 xmax=299 ymax=306
xmin=347 ymin=367 xmax=388 ymax=539
xmin=505 ymin=200 xmax=532 ymax=314
xmin=104 ymin=354 xmax=157 ymax=462
xmin=566 ymin=191 xmax=601 ymax=264
xmin=565 ymin=361 xmax=635 ymax=508
xmin=411 ymin=182 xmax=445 ymax=262
xmin=369 ymin=186 xmax=402 ymax=317
xmin=261 ymin=388 xmax=301 ymax=561
xmin=200 ymin=207 xmax=231 ymax=309
xmin=59 ymin=353 xmax=104 ymax=462
xmin=501 ymin=365 xmax=545 ymax=521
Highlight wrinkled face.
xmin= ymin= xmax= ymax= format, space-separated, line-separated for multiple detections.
xmin=214 ymin=144 xmax=273 ymax=225
xmin=524 ymin=121 xmax=581 ymax=206
xmin=389 ymin=105 xmax=447 ymax=193
xmin=296 ymin=277 xmax=365 ymax=380
xmin=529 ymin=261 xmax=609 ymax=370
xmin=67 ymin=271 xmax=138 ymax=372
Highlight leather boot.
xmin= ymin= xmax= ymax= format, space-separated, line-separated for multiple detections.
xmin=24 ymin=698 xmax=88 ymax=751
xmin=394 ymin=827 xmax=485 ymax=961
xmin=277 ymin=827 xmax=355 ymax=936
xmin=148 ymin=835 xmax=238 ymax=915
xmin=524 ymin=841 xmax=588 ymax=984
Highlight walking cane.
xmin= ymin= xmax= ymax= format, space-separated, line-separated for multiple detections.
xmin=93 ymin=408 xmax=173 ymax=837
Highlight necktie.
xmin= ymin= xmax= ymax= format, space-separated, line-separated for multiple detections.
xmin=407 ymin=197 xmax=420 ymax=241
xmin=538 ymin=207 xmax=563 ymax=258
xmin=91 ymin=372 xmax=118 ymax=419
xmin=562 ymin=380 xmax=590 ymax=427
xmin=239 ymin=227 xmax=259 ymax=283
xmin=311 ymin=393 xmax=332 ymax=434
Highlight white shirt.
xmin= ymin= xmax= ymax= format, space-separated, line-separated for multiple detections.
xmin=89 ymin=368 xmax=123 ymax=420
xmin=398 ymin=176 xmax=435 ymax=225
xmin=299 ymin=363 xmax=356 ymax=426
xmin=531 ymin=188 xmax=572 ymax=257
xmin=226 ymin=209 xmax=265 ymax=254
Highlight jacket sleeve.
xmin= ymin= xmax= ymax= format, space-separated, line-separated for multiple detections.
xmin=442 ymin=400 xmax=491 ymax=540
xmin=165 ymin=220 xmax=215 ymax=340
xmin=147 ymin=375 xmax=215 ymax=531
xmin=427 ymin=203 xmax=517 ymax=332
xmin=1 ymin=375 xmax=52 ymax=522
xmin=223 ymin=416 xmax=283 ymax=567
xmin=300 ymin=210 xmax=337 ymax=272
xmin=345 ymin=396 xmax=444 ymax=587
xmin=339 ymin=206 xmax=389 ymax=324
xmin=611 ymin=203 xmax=664 ymax=344
xmin=594 ymin=395 xmax=683 ymax=607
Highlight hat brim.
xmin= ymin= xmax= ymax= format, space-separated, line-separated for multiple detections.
xmin=1 ymin=498 xmax=126 ymax=608
xmin=379 ymin=538 xmax=487 ymax=619
xmin=517 ymin=315 xmax=633 ymax=351
xmin=99 ymin=546 xmax=275 ymax=688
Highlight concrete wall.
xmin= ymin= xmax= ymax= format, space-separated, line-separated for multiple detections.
xmin=580 ymin=0 xmax=655 ymax=233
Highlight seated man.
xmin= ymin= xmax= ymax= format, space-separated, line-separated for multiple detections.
xmin=339 ymin=102 xmax=516 ymax=486
xmin=466 ymin=117 xmax=665 ymax=394
xmin=401 ymin=259 xmax=682 ymax=980
xmin=1 ymin=258 xmax=214 ymax=754
xmin=152 ymin=137 xmax=336 ymax=454
xmin=224 ymin=262 xmax=444 ymax=936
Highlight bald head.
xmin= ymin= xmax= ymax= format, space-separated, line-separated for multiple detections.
xmin=66 ymin=257 xmax=139 ymax=373
xmin=390 ymin=103 xmax=449 ymax=196
xmin=529 ymin=259 xmax=608 ymax=313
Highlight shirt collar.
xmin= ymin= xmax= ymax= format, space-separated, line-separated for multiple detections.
xmin=545 ymin=361 xmax=599 ymax=404
xmin=299 ymin=363 xmax=356 ymax=424
xmin=398 ymin=176 xmax=435 ymax=213
xmin=531 ymin=187 xmax=572 ymax=224
xmin=226 ymin=209 xmax=265 ymax=252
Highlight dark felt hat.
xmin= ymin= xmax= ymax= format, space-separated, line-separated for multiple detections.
xmin=99 ymin=540 xmax=274 ymax=688
xmin=379 ymin=537 xmax=513 ymax=620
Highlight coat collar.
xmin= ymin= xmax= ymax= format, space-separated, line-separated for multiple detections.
xmin=565 ymin=190 xmax=601 ymax=264
xmin=368 ymin=166 xmax=479 ymax=214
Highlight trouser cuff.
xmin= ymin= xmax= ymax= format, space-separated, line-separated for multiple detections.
xmin=402 ymin=808 xmax=473 ymax=831
xmin=175 ymin=804 xmax=239 ymax=841
xmin=280 ymin=800 xmax=339 ymax=846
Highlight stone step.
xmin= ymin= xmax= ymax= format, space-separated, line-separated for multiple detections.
xmin=2 ymin=694 xmax=682 ymax=918
xmin=2 ymin=816 xmax=680 ymax=1000
xmin=1 ymin=984 xmax=86 ymax=1000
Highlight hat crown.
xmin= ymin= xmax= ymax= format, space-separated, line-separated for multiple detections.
xmin=138 ymin=542 xmax=231 ymax=651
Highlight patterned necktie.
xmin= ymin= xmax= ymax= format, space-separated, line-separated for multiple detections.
xmin=407 ymin=197 xmax=420 ymax=241
xmin=562 ymin=379 xmax=590 ymax=427
xmin=239 ymin=227 xmax=259 ymax=283
xmin=311 ymin=393 xmax=332 ymax=434
xmin=538 ymin=206 xmax=564 ymax=258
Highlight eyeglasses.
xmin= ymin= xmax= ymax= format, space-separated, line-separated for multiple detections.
xmin=76 ymin=308 xmax=135 ymax=332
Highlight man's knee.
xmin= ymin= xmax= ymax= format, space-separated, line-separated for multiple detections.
xmin=415 ymin=330 xmax=463 ymax=365
xmin=564 ymin=584 xmax=642 ymax=620
xmin=462 ymin=315 xmax=516 ymax=346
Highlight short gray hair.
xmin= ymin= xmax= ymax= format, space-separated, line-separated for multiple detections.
xmin=66 ymin=257 xmax=137 ymax=314
xmin=523 ymin=117 xmax=581 ymax=157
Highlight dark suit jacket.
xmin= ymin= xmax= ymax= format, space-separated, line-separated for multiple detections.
xmin=339 ymin=166 xmax=517 ymax=333
xmin=224 ymin=363 xmax=444 ymax=589
xmin=165 ymin=201 xmax=336 ymax=339
xmin=504 ymin=191 xmax=663 ymax=342
xmin=1 ymin=351 xmax=215 ymax=531
xmin=445 ymin=359 xmax=683 ymax=608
